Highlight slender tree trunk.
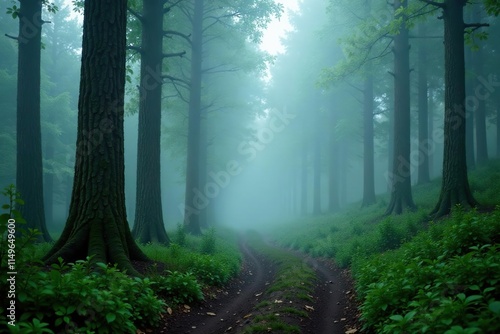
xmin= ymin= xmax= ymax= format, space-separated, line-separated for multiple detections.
xmin=16 ymin=0 xmax=52 ymax=242
xmin=198 ymin=115 xmax=208 ymax=228
xmin=428 ymin=92 xmax=434 ymax=178
xmin=43 ymin=0 xmax=148 ymax=276
xmin=184 ymin=0 xmax=204 ymax=235
xmin=329 ymin=108 xmax=339 ymax=213
xmin=362 ymin=75 xmax=376 ymax=207
xmin=417 ymin=23 xmax=430 ymax=185
xmin=132 ymin=0 xmax=170 ymax=245
xmin=300 ymin=141 xmax=308 ymax=216
xmin=430 ymin=0 xmax=478 ymax=218
xmin=312 ymin=109 xmax=321 ymax=215
xmin=385 ymin=0 xmax=416 ymax=215
xmin=472 ymin=7 xmax=488 ymax=165
xmin=44 ymin=137 xmax=54 ymax=224
xmin=465 ymin=44 xmax=476 ymax=170
xmin=497 ymin=95 xmax=500 ymax=157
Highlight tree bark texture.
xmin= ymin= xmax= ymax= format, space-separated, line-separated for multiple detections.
xmin=132 ymin=0 xmax=170 ymax=245
xmin=362 ymin=74 xmax=376 ymax=207
xmin=16 ymin=0 xmax=52 ymax=242
xmin=43 ymin=0 xmax=148 ymax=275
xmin=184 ymin=0 xmax=204 ymax=235
xmin=431 ymin=0 xmax=478 ymax=218
xmin=385 ymin=0 xmax=416 ymax=215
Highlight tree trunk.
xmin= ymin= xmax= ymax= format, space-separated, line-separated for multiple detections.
xmin=465 ymin=44 xmax=476 ymax=170
xmin=132 ymin=0 xmax=170 ymax=245
xmin=300 ymin=141 xmax=308 ymax=216
xmin=362 ymin=75 xmax=376 ymax=207
xmin=183 ymin=0 xmax=204 ymax=235
xmin=16 ymin=0 xmax=52 ymax=242
xmin=417 ymin=23 xmax=430 ymax=185
xmin=312 ymin=109 xmax=321 ymax=215
xmin=328 ymin=108 xmax=339 ymax=213
xmin=472 ymin=6 xmax=488 ymax=165
xmin=198 ymin=115 xmax=209 ymax=228
xmin=428 ymin=92 xmax=434 ymax=178
xmin=43 ymin=0 xmax=148 ymax=276
xmin=385 ymin=0 xmax=416 ymax=215
xmin=430 ymin=0 xmax=478 ymax=218
xmin=44 ymin=137 xmax=54 ymax=224
xmin=497 ymin=95 xmax=500 ymax=157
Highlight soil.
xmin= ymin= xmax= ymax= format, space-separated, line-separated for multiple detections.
xmin=151 ymin=239 xmax=362 ymax=334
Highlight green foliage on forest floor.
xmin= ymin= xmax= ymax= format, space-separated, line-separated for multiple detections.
xmin=355 ymin=208 xmax=500 ymax=333
xmin=272 ymin=160 xmax=500 ymax=268
xmin=0 ymin=185 xmax=242 ymax=333
xmin=241 ymin=231 xmax=314 ymax=334
xmin=270 ymin=160 xmax=500 ymax=333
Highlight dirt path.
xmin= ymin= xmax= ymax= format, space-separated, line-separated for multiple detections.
xmin=158 ymin=240 xmax=276 ymax=334
xmin=158 ymin=239 xmax=359 ymax=334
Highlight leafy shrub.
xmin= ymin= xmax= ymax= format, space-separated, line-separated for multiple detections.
xmin=0 ymin=186 xmax=165 ymax=333
xmin=354 ymin=208 xmax=500 ymax=333
xmin=174 ymin=223 xmax=187 ymax=246
xmin=153 ymin=271 xmax=204 ymax=305
xmin=200 ymin=227 xmax=216 ymax=254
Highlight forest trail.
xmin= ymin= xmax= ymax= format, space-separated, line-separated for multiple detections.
xmin=158 ymin=238 xmax=358 ymax=333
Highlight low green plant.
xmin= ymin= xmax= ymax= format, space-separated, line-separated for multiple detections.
xmin=152 ymin=270 xmax=204 ymax=305
xmin=354 ymin=208 xmax=500 ymax=333
xmin=200 ymin=227 xmax=216 ymax=254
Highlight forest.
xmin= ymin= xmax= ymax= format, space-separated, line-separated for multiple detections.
xmin=1 ymin=0 xmax=500 ymax=333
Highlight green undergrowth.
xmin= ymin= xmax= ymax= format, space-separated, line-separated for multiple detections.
xmin=272 ymin=160 xmax=500 ymax=268
xmin=0 ymin=185 xmax=242 ymax=333
xmin=268 ymin=160 xmax=500 ymax=333
xmin=241 ymin=231 xmax=315 ymax=334
xmin=354 ymin=207 xmax=500 ymax=333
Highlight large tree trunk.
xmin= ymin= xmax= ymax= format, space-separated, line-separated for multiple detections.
xmin=417 ymin=23 xmax=430 ymax=185
xmin=362 ymin=75 xmax=376 ymax=207
xmin=43 ymin=0 xmax=148 ymax=276
xmin=132 ymin=0 xmax=170 ymax=245
xmin=183 ymin=0 xmax=204 ymax=235
xmin=16 ymin=0 xmax=52 ymax=242
xmin=385 ymin=0 xmax=416 ymax=215
xmin=497 ymin=95 xmax=500 ymax=157
xmin=430 ymin=0 xmax=478 ymax=218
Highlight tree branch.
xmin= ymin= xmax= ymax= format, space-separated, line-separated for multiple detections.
xmin=162 ymin=51 xmax=186 ymax=59
xmin=127 ymin=45 xmax=143 ymax=54
xmin=464 ymin=23 xmax=489 ymax=32
xmin=127 ymin=7 xmax=143 ymax=22
xmin=164 ymin=0 xmax=184 ymax=13
xmin=162 ymin=74 xmax=190 ymax=87
xmin=164 ymin=30 xmax=192 ymax=45
xmin=5 ymin=34 xmax=18 ymax=41
xmin=418 ymin=0 xmax=445 ymax=8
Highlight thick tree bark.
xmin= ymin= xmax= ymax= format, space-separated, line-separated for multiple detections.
xmin=183 ymin=0 xmax=204 ymax=235
xmin=417 ymin=23 xmax=430 ymax=185
xmin=385 ymin=0 xmax=416 ymax=215
xmin=43 ymin=0 xmax=148 ymax=276
xmin=362 ymin=75 xmax=376 ymax=207
xmin=430 ymin=0 xmax=478 ymax=218
xmin=16 ymin=0 xmax=52 ymax=242
xmin=132 ymin=0 xmax=170 ymax=245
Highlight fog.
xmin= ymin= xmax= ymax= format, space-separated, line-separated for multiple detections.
xmin=1 ymin=0 xmax=499 ymax=237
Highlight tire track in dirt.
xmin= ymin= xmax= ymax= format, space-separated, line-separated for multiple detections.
xmin=160 ymin=239 xmax=275 ymax=334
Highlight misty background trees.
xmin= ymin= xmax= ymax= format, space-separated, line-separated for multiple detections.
xmin=1 ymin=0 xmax=499 ymax=250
